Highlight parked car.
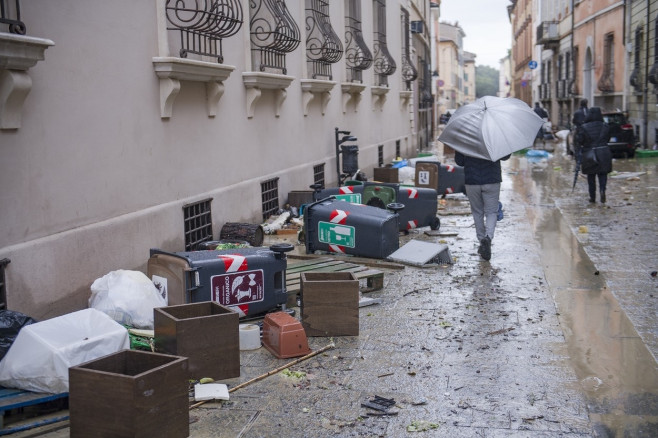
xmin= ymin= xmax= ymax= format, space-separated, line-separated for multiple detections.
xmin=602 ymin=111 xmax=638 ymax=158
xmin=566 ymin=111 xmax=638 ymax=158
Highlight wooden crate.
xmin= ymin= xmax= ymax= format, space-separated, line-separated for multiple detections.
xmin=154 ymin=301 xmax=240 ymax=380
xmin=373 ymin=167 xmax=399 ymax=183
xmin=287 ymin=190 xmax=315 ymax=208
xmin=69 ymin=350 xmax=188 ymax=438
xmin=300 ymin=272 xmax=359 ymax=337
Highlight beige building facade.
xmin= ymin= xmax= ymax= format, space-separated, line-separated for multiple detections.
xmin=0 ymin=0 xmax=430 ymax=319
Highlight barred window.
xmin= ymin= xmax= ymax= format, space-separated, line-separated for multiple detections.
xmin=165 ymin=0 xmax=243 ymax=63
xmin=598 ymin=33 xmax=614 ymax=92
xmin=183 ymin=199 xmax=213 ymax=251
xmin=400 ymin=8 xmax=417 ymax=90
xmin=261 ymin=177 xmax=280 ymax=220
xmin=344 ymin=0 xmax=372 ymax=82
xmin=249 ymin=0 xmax=301 ymax=74
xmin=373 ymin=0 xmax=396 ymax=86
xmin=313 ymin=163 xmax=325 ymax=188
xmin=305 ymin=0 xmax=343 ymax=80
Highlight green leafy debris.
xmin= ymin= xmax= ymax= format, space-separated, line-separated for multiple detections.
xmin=407 ymin=420 xmax=439 ymax=432
xmin=281 ymin=368 xmax=306 ymax=379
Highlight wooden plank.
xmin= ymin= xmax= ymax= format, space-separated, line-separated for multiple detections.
xmin=287 ymin=262 xmax=369 ymax=280
xmin=286 ymin=260 xmax=361 ymax=274
xmin=287 ymin=254 xmax=405 ymax=270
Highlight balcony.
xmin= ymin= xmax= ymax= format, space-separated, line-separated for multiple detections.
xmin=536 ymin=21 xmax=559 ymax=47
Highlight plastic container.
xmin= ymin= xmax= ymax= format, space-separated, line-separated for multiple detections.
xmin=262 ymin=312 xmax=311 ymax=359
xmin=147 ymin=246 xmax=289 ymax=318
xmin=304 ymin=198 xmax=399 ymax=259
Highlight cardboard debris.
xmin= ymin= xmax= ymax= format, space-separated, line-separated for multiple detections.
xmin=387 ymin=240 xmax=453 ymax=266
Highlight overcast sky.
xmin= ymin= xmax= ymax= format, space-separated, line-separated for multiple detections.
xmin=440 ymin=0 xmax=512 ymax=70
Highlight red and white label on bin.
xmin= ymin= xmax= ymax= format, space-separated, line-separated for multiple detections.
xmin=211 ymin=254 xmax=264 ymax=307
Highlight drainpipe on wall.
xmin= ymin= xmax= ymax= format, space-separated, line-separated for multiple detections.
xmin=643 ymin=0 xmax=650 ymax=147
xmin=571 ymin=0 xmax=575 ymax=121
xmin=622 ymin=0 xmax=628 ymax=113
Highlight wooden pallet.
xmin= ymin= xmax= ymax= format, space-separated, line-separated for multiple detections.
xmin=0 ymin=388 xmax=68 ymax=435
xmin=286 ymin=256 xmax=389 ymax=294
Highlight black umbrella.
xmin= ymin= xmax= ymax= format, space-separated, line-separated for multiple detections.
xmin=571 ymin=148 xmax=581 ymax=192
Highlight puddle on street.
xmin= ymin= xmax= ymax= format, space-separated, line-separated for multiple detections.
xmin=509 ymin=154 xmax=658 ymax=436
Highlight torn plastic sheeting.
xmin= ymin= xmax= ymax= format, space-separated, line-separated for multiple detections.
xmin=0 ymin=308 xmax=129 ymax=393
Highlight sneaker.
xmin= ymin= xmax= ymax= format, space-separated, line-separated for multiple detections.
xmin=480 ymin=236 xmax=491 ymax=261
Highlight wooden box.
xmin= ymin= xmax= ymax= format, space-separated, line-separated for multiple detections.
xmin=287 ymin=190 xmax=315 ymax=208
xmin=373 ymin=167 xmax=399 ymax=183
xmin=154 ymin=301 xmax=240 ymax=380
xmin=69 ymin=350 xmax=188 ymax=438
xmin=300 ymin=272 xmax=359 ymax=336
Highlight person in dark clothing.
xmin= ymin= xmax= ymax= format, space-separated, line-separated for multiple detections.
xmin=533 ymin=102 xmax=548 ymax=119
xmin=454 ymin=152 xmax=511 ymax=261
xmin=575 ymin=107 xmax=612 ymax=203
xmin=533 ymin=102 xmax=549 ymax=143
xmin=571 ymin=99 xmax=589 ymax=150
xmin=572 ymin=98 xmax=588 ymax=128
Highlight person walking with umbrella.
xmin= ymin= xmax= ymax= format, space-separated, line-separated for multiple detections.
xmin=438 ymin=96 xmax=544 ymax=261
xmin=574 ymin=107 xmax=612 ymax=203
xmin=455 ymin=151 xmax=510 ymax=261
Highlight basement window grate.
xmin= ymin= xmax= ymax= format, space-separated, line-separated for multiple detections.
xmin=0 ymin=259 xmax=10 ymax=310
xmin=378 ymin=144 xmax=384 ymax=167
xmin=396 ymin=140 xmax=400 ymax=158
xmin=261 ymin=177 xmax=280 ymax=221
xmin=183 ymin=199 xmax=213 ymax=251
xmin=313 ymin=163 xmax=325 ymax=188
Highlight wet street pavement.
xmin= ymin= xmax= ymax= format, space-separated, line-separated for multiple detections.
xmin=21 ymin=141 xmax=657 ymax=437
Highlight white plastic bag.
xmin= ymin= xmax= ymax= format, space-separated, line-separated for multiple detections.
xmin=89 ymin=270 xmax=166 ymax=329
xmin=0 ymin=308 xmax=129 ymax=393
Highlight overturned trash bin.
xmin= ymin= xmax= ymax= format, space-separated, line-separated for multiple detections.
xmin=147 ymin=245 xmax=293 ymax=318
xmin=416 ymin=161 xmax=466 ymax=195
xmin=312 ymin=182 xmax=440 ymax=232
xmin=363 ymin=182 xmax=440 ymax=232
xmin=304 ymin=198 xmax=399 ymax=258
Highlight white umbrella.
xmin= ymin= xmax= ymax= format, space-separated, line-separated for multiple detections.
xmin=438 ymin=96 xmax=544 ymax=162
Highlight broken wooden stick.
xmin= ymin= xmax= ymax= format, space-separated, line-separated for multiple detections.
xmin=190 ymin=342 xmax=335 ymax=410
xmin=486 ymin=327 xmax=515 ymax=336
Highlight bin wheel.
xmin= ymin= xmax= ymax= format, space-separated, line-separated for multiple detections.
xmin=430 ymin=216 xmax=441 ymax=230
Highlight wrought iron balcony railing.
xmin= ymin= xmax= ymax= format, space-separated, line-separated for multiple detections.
xmin=305 ymin=0 xmax=343 ymax=80
xmin=344 ymin=0 xmax=372 ymax=83
xmin=373 ymin=0 xmax=396 ymax=87
xmin=250 ymin=0 xmax=301 ymax=74
xmin=165 ymin=0 xmax=244 ymax=63
xmin=1 ymin=0 xmax=25 ymax=34
xmin=400 ymin=9 xmax=418 ymax=91
xmin=597 ymin=72 xmax=614 ymax=93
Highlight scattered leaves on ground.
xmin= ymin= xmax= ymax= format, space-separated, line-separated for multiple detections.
xmin=407 ymin=420 xmax=439 ymax=432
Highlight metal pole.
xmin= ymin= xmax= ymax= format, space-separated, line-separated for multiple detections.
xmin=335 ymin=127 xmax=341 ymax=186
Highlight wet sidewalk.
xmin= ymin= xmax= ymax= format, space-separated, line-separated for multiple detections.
xmin=21 ymin=145 xmax=657 ymax=437
xmin=186 ymin=150 xmax=599 ymax=437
